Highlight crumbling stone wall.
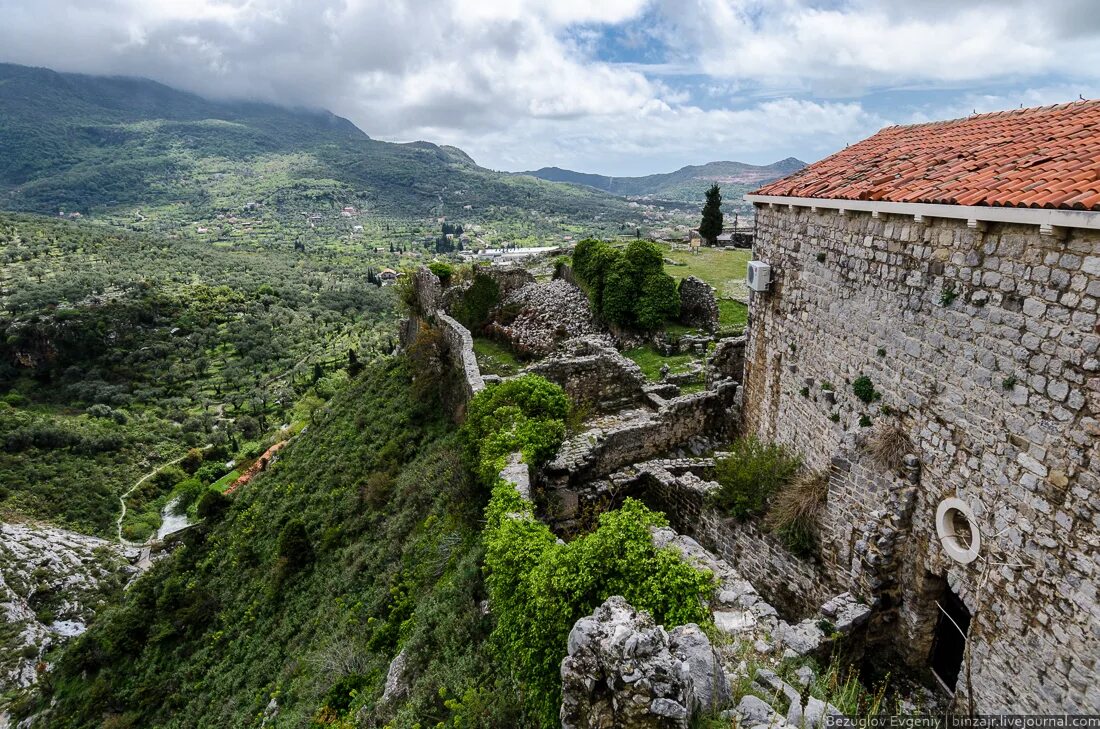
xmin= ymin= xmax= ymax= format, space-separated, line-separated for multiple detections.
xmin=678 ymin=276 xmax=719 ymax=332
xmin=745 ymin=205 xmax=1100 ymax=712
xmin=543 ymin=382 xmax=739 ymax=492
xmin=400 ymin=266 xmax=485 ymax=421
xmin=706 ymin=335 xmax=747 ymax=387
xmin=436 ymin=312 xmax=485 ymax=419
xmin=526 ymin=337 xmax=647 ymax=414
xmin=616 ymin=460 xmax=837 ymax=616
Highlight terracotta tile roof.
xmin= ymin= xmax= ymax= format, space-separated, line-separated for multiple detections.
xmin=753 ymin=100 xmax=1100 ymax=211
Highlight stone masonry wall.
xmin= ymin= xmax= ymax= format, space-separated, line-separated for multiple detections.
xmin=678 ymin=276 xmax=720 ymax=332
xmin=436 ymin=311 xmax=485 ymax=419
xmin=525 ymin=336 xmax=647 ymax=414
xmin=744 ymin=205 xmax=1100 ymax=712
xmin=614 ymin=460 xmax=837 ymax=616
xmin=543 ymin=381 xmax=740 ymax=492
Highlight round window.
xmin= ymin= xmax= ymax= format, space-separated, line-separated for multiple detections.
xmin=935 ymin=498 xmax=981 ymax=564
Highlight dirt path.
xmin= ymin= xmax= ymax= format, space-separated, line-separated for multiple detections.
xmin=115 ymin=445 xmax=212 ymax=546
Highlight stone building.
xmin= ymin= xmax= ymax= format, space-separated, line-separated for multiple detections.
xmin=743 ymin=101 xmax=1100 ymax=712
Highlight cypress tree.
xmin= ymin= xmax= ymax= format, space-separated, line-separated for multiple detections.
xmin=699 ymin=184 xmax=724 ymax=245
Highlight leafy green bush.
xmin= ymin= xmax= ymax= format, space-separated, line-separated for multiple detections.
xmin=180 ymin=448 xmax=204 ymax=474
xmin=485 ymin=488 xmax=713 ymax=727
xmin=276 ymin=518 xmax=313 ymax=573
xmin=851 ymin=375 xmax=879 ymax=404
xmin=195 ymin=489 xmax=231 ymax=522
xmin=454 ymin=270 xmax=501 ymax=331
xmin=461 ymin=375 xmax=569 ymax=485
xmin=428 ymin=261 xmax=454 ymax=284
xmin=637 ymin=271 xmax=680 ymax=330
xmin=712 ymin=437 xmax=802 ymax=519
xmin=572 ymin=239 xmax=680 ymax=331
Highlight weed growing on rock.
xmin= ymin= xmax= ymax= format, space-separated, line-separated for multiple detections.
xmin=713 ymin=437 xmax=801 ymax=519
xmin=766 ymin=471 xmax=828 ymax=557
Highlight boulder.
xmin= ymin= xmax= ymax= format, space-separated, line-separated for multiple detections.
xmin=381 ymin=649 xmax=410 ymax=703
xmin=669 ymin=623 xmax=731 ymax=713
xmin=734 ymin=695 xmax=785 ymax=726
xmin=561 ymin=596 xmax=727 ymax=729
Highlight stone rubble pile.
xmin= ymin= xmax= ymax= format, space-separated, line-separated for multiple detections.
xmin=488 ymin=279 xmax=600 ymax=357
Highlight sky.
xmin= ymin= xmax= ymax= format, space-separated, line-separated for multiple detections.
xmin=2 ymin=0 xmax=1100 ymax=176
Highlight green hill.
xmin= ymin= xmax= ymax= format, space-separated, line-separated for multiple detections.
xmin=518 ymin=158 xmax=806 ymax=205
xmin=0 ymin=63 xmax=652 ymax=239
xmin=18 ymin=359 xmax=512 ymax=727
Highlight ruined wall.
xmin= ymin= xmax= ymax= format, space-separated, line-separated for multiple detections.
xmin=400 ymin=266 xmax=485 ymax=421
xmin=543 ymin=381 xmax=740 ymax=492
xmin=678 ymin=276 xmax=720 ymax=332
xmin=525 ymin=337 xmax=647 ymax=414
xmin=745 ymin=206 xmax=1100 ymax=712
xmin=706 ymin=336 xmax=747 ymax=388
xmin=621 ymin=461 xmax=837 ymax=616
xmin=436 ymin=312 xmax=485 ymax=419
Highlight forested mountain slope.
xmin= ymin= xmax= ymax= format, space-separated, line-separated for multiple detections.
xmin=0 ymin=212 xmax=395 ymax=537
xmin=0 ymin=63 xmax=646 ymax=231
xmin=21 ymin=360 xmax=514 ymax=727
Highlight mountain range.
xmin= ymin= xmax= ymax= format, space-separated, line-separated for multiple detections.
xmin=0 ymin=62 xmax=800 ymax=228
xmin=0 ymin=63 xmax=639 ymax=233
xmin=519 ymin=158 xmax=806 ymax=204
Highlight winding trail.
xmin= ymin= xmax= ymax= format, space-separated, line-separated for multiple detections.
xmin=115 ymin=445 xmax=212 ymax=546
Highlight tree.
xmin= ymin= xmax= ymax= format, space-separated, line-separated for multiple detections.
xmin=636 ymin=272 xmax=680 ymax=330
xmin=699 ymin=184 xmax=723 ymax=246
xmin=601 ymin=256 xmax=636 ymax=327
xmin=196 ymin=489 xmax=231 ymax=522
xmin=180 ymin=448 xmax=204 ymax=475
xmin=277 ymin=518 xmax=313 ymax=572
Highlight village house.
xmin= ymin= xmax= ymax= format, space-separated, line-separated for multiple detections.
xmin=743 ymin=101 xmax=1100 ymax=712
xmin=378 ymin=268 xmax=398 ymax=284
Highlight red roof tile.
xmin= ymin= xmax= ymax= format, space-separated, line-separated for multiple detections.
xmin=753 ymin=100 xmax=1100 ymax=211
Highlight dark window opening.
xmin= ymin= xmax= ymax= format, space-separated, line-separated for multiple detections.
xmin=929 ymin=586 xmax=971 ymax=692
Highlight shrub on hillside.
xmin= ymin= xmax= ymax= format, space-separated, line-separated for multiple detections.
xmin=180 ymin=447 xmax=204 ymax=474
xmin=196 ymin=489 xmax=231 ymax=522
xmin=277 ymin=518 xmax=314 ymax=573
xmin=461 ymin=374 xmax=569 ymax=485
xmin=713 ymin=437 xmax=801 ymax=519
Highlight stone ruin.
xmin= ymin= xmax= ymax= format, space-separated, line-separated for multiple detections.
xmin=677 ymin=276 xmax=719 ymax=333
xmin=560 ymin=596 xmax=728 ymax=729
xmin=396 ymin=262 xmax=945 ymax=726
xmin=487 ymin=278 xmax=600 ymax=357
xmin=525 ymin=336 xmax=647 ymax=414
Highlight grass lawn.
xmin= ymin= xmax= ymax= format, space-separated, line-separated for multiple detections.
xmin=661 ymin=244 xmax=752 ymax=301
xmin=718 ymin=299 xmax=749 ymax=332
xmin=624 ymin=345 xmax=699 ymax=381
xmin=473 ymin=337 xmax=521 ymax=377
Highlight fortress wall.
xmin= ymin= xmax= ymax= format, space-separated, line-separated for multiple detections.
xmin=744 ymin=205 xmax=1100 ymax=712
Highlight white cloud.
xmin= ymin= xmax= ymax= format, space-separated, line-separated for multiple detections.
xmin=653 ymin=0 xmax=1100 ymax=93
xmin=0 ymin=0 xmax=1096 ymax=174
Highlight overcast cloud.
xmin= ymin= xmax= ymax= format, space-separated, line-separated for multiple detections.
xmin=2 ymin=0 xmax=1098 ymax=175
